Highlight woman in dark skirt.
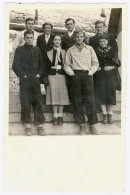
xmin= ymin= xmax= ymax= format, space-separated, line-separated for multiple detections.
xmin=94 ymin=34 xmax=120 ymax=124
xmin=45 ymin=34 xmax=70 ymax=125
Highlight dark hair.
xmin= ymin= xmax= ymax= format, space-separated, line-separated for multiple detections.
xmin=24 ymin=30 xmax=34 ymax=38
xmin=99 ymin=34 xmax=109 ymax=40
xmin=73 ymin=28 xmax=85 ymax=37
xmin=53 ymin=34 xmax=62 ymax=39
xmin=42 ymin=22 xmax=53 ymax=30
xmin=95 ymin=20 xmax=105 ymax=26
xmin=65 ymin=18 xmax=75 ymax=24
xmin=25 ymin=18 xmax=34 ymax=24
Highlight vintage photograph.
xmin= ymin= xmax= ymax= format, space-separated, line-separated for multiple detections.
xmin=2 ymin=2 xmax=127 ymax=192
xmin=9 ymin=5 xmax=122 ymax=136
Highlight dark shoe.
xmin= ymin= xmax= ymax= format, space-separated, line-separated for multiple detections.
xmin=53 ymin=117 xmax=58 ymax=125
xmin=90 ymin=125 xmax=99 ymax=135
xmin=102 ymin=114 xmax=108 ymax=124
xmin=80 ymin=124 xmax=86 ymax=131
xmin=37 ymin=127 xmax=46 ymax=136
xmin=58 ymin=117 xmax=63 ymax=125
xmin=25 ymin=128 xmax=31 ymax=136
xmin=107 ymin=114 xmax=113 ymax=124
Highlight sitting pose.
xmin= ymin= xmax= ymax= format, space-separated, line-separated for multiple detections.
xmin=45 ymin=34 xmax=70 ymax=125
xmin=94 ymin=34 xmax=120 ymax=124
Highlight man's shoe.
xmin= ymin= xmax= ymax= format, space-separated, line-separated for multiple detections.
xmin=37 ymin=127 xmax=46 ymax=136
xmin=102 ymin=114 xmax=107 ymax=124
xmin=107 ymin=114 xmax=113 ymax=124
xmin=90 ymin=125 xmax=99 ymax=135
xmin=25 ymin=128 xmax=32 ymax=136
xmin=58 ymin=117 xmax=63 ymax=125
xmin=53 ymin=117 xmax=58 ymax=125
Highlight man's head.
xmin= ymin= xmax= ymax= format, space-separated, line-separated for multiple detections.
xmin=74 ymin=28 xmax=85 ymax=45
xmin=65 ymin=18 xmax=75 ymax=32
xmin=25 ymin=18 xmax=34 ymax=31
xmin=95 ymin=20 xmax=105 ymax=34
xmin=42 ymin=23 xmax=53 ymax=35
xmin=24 ymin=30 xmax=34 ymax=45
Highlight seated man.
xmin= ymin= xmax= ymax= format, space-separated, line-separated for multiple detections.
xmin=12 ymin=30 xmax=46 ymax=136
xmin=64 ymin=29 xmax=99 ymax=134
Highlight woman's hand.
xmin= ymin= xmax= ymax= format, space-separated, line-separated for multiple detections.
xmin=56 ymin=65 xmax=62 ymax=70
xmin=97 ymin=67 xmax=101 ymax=71
xmin=36 ymin=74 xmax=40 ymax=78
xmin=104 ymin=66 xmax=115 ymax=71
xmin=51 ymin=65 xmax=61 ymax=70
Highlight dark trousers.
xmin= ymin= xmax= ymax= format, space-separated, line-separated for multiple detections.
xmin=70 ymin=70 xmax=98 ymax=125
xmin=19 ymin=75 xmax=45 ymax=124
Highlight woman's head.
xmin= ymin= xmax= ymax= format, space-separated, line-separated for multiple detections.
xmin=53 ymin=34 xmax=62 ymax=47
xmin=42 ymin=23 xmax=53 ymax=35
xmin=99 ymin=34 xmax=109 ymax=48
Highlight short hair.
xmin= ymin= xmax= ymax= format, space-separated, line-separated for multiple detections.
xmin=65 ymin=18 xmax=75 ymax=24
xmin=99 ymin=34 xmax=109 ymax=40
xmin=73 ymin=28 xmax=85 ymax=37
xmin=24 ymin=30 xmax=34 ymax=38
xmin=25 ymin=18 xmax=34 ymax=24
xmin=42 ymin=22 xmax=53 ymax=30
xmin=95 ymin=20 xmax=105 ymax=26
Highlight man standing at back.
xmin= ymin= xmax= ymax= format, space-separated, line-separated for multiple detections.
xmin=62 ymin=18 xmax=76 ymax=51
xmin=13 ymin=17 xmax=39 ymax=51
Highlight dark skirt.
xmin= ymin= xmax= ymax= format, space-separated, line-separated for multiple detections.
xmin=94 ymin=69 xmax=116 ymax=105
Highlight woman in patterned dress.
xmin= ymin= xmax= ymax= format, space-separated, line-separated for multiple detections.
xmin=94 ymin=34 xmax=120 ymax=124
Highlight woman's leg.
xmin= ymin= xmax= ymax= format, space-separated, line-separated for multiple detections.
xmin=58 ymin=105 xmax=64 ymax=117
xmin=101 ymin=104 xmax=108 ymax=124
xmin=107 ymin=104 xmax=113 ymax=114
xmin=52 ymin=105 xmax=58 ymax=117
xmin=101 ymin=105 xmax=107 ymax=114
xmin=58 ymin=105 xmax=64 ymax=125
xmin=52 ymin=105 xmax=58 ymax=125
xmin=107 ymin=105 xmax=114 ymax=124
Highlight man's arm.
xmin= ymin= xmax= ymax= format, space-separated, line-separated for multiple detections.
xmin=12 ymin=48 xmax=26 ymax=78
xmin=37 ymin=48 xmax=44 ymax=77
xmin=64 ymin=49 xmax=74 ymax=76
xmin=89 ymin=47 xmax=99 ymax=75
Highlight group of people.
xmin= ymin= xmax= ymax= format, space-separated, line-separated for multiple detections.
xmin=12 ymin=17 xmax=120 ymax=136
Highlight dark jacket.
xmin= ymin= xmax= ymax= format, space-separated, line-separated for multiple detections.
xmin=12 ymin=44 xmax=44 ymax=78
xmin=89 ymin=33 xmax=118 ymax=55
xmin=45 ymin=49 xmax=66 ymax=76
xmin=95 ymin=46 xmax=120 ymax=69
xmin=62 ymin=31 xmax=88 ymax=51
xmin=37 ymin=34 xmax=54 ymax=59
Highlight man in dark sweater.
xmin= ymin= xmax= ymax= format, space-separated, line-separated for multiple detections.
xmin=12 ymin=31 xmax=46 ymax=136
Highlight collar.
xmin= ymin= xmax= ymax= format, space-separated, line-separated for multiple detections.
xmin=24 ymin=43 xmax=33 ymax=48
xmin=73 ymin=43 xmax=87 ymax=50
xmin=67 ymin=29 xmax=75 ymax=37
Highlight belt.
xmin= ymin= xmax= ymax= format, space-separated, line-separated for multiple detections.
xmin=73 ymin=70 xmax=89 ymax=74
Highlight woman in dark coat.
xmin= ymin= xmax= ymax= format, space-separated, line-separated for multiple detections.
xmin=94 ymin=34 xmax=120 ymax=124
xmin=45 ymin=34 xmax=70 ymax=125
xmin=37 ymin=22 xmax=54 ymax=90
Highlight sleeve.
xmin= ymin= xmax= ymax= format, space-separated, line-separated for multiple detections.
xmin=13 ymin=32 xmax=22 ymax=52
xmin=12 ymin=48 xmax=26 ymax=78
xmin=38 ymin=48 xmax=44 ymax=76
xmin=64 ymin=49 xmax=74 ymax=75
xmin=89 ymin=47 xmax=99 ymax=75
